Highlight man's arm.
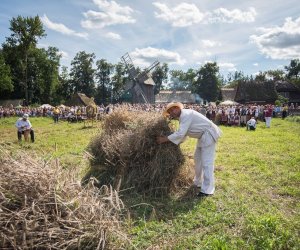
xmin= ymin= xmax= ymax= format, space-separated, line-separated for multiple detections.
xmin=15 ymin=120 xmax=22 ymax=129
xmin=156 ymin=136 xmax=170 ymax=144
xmin=26 ymin=120 xmax=32 ymax=130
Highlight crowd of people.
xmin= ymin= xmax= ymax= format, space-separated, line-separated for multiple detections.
xmin=0 ymin=102 xmax=297 ymax=143
xmin=1 ymin=102 xmax=298 ymax=125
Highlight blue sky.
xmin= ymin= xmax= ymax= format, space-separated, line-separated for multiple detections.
xmin=1 ymin=0 xmax=300 ymax=77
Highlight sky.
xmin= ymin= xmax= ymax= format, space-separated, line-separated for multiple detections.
xmin=0 ymin=0 xmax=300 ymax=78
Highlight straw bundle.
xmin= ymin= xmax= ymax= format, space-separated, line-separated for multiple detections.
xmin=0 ymin=147 xmax=127 ymax=249
xmin=88 ymin=108 xmax=187 ymax=195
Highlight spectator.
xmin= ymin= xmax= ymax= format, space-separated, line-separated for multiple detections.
xmin=53 ymin=106 xmax=61 ymax=123
xmin=247 ymin=117 xmax=256 ymax=131
xmin=264 ymin=105 xmax=273 ymax=128
xmin=240 ymin=106 xmax=247 ymax=127
xmin=282 ymin=104 xmax=288 ymax=119
xmin=15 ymin=114 xmax=35 ymax=143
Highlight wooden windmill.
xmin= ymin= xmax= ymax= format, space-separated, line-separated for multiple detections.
xmin=121 ymin=52 xmax=159 ymax=103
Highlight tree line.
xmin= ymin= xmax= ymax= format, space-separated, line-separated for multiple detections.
xmin=0 ymin=15 xmax=299 ymax=105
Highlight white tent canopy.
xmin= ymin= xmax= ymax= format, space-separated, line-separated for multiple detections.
xmin=219 ymin=100 xmax=239 ymax=105
xmin=59 ymin=104 xmax=68 ymax=108
xmin=40 ymin=104 xmax=53 ymax=109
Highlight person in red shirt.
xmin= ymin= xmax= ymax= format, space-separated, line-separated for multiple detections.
xmin=264 ymin=104 xmax=273 ymax=128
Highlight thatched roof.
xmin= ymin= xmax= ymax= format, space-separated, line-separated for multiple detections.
xmin=235 ymin=81 xmax=278 ymax=104
xmin=64 ymin=93 xmax=95 ymax=106
xmin=275 ymin=80 xmax=300 ymax=92
xmin=155 ymin=90 xmax=202 ymax=104
xmin=221 ymin=88 xmax=237 ymax=101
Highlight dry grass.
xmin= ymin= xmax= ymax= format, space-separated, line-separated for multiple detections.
xmin=0 ymin=146 xmax=127 ymax=249
xmin=88 ymin=108 xmax=191 ymax=196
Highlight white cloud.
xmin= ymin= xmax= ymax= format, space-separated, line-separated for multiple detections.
xmin=81 ymin=0 xmax=135 ymax=29
xmin=193 ymin=50 xmax=212 ymax=57
xmin=197 ymin=61 xmax=236 ymax=71
xmin=131 ymin=47 xmax=185 ymax=67
xmin=218 ymin=62 xmax=237 ymax=72
xmin=41 ymin=14 xmax=88 ymax=39
xmin=250 ymin=17 xmax=300 ymax=60
xmin=253 ymin=63 xmax=258 ymax=66
xmin=276 ymin=65 xmax=284 ymax=69
xmin=208 ymin=7 xmax=256 ymax=23
xmin=201 ymin=40 xmax=222 ymax=48
xmin=153 ymin=2 xmax=204 ymax=27
xmin=153 ymin=2 xmax=256 ymax=27
xmin=104 ymin=32 xmax=121 ymax=40
xmin=58 ymin=50 xmax=69 ymax=59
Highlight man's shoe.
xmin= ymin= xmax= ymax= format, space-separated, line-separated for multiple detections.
xmin=197 ymin=192 xmax=212 ymax=197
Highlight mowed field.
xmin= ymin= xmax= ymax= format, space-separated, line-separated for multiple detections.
xmin=1 ymin=116 xmax=299 ymax=249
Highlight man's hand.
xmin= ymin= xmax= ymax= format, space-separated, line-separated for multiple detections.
xmin=156 ymin=136 xmax=169 ymax=144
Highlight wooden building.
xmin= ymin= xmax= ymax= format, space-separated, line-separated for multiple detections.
xmin=64 ymin=93 xmax=95 ymax=106
xmin=234 ymin=81 xmax=278 ymax=104
xmin=275 ymin=80 xmax=300 ymax=104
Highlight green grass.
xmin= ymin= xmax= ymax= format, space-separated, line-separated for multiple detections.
xmin=0 ymin=117 xmax=99 ymax=170
xmin=1 ymin=117 xmax=299 ymax=249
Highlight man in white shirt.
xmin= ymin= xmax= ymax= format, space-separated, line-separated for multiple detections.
xmin=246 ymin=117 xmax=256 ymax=131
xmin=157 ymin=102 xmax=222 ymax=197
xmin=15 ymin=114 xmax=35 ymax=142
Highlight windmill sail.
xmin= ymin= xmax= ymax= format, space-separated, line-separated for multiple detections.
xmin=120 ymin=52 xmax=159 ymax=103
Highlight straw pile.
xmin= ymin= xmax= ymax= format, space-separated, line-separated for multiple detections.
xmin=88 ymin=108 xmax=188 ymax=195
xmin=0 ymin=147 xmax=127 ymax=249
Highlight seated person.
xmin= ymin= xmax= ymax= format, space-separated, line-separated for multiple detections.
xmin=15 ymin=114 xmax=35 ymax=142
xmin=246 ymin=117 xmax=256 ymax=131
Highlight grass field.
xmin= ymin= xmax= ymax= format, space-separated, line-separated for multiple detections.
xmin=1 ymin=116 xmax=299 ymax=249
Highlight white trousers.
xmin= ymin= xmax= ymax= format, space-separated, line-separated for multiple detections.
xmin=265 ymin=117 xmax=271 ymax=128
xmin=193 ymin=141 xmax=216 ymax=194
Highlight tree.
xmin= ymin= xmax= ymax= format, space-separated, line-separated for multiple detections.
xmin=0 ymin=52 xmax=13 ymax=95
xmin=95 ymin=59 xmax=113 ymax=104
xmin=225 ymin=71 xmax=247 ymax=88
xmin=194 ymin=62 xmax=221 ymax=102
xmin=169 ymin=70 xmax=188 ymax=90
xmin=168 ymin=68 xmax=196 ymax=91
xmin=254 ymin=71 xmax=267 ymax=82
xmin=111 ymin=62 xmax=126 ymax=102
xmin=152 ymin=63 xmax=169 ymax=94
xmin=6 ymin=15 xmax=46 ymax=103
xmin=285 ymin=59 xmax=300 ymax=87
xmin=33 ymin=47 xmax=61 ymax=103
xmin=70 ymin=51 xmax=96 ymax=97
xmin=1 ymin=36 xmax=24 ymax=99
xmin=266 ymin=69 xmax=285 ymax=81
xmin=285 ymin=59 xmax=300 ymax=79
xmin=55 ymin=66 xmax=73 ymax=103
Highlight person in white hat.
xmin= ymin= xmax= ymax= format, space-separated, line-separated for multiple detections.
xmin=15 ymin=114 xmax=35 ymax=143
xmin=157 ymin=102 xmax=222 ymax=197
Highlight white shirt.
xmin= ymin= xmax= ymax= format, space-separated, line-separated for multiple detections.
xmin=15 ymin=118 xmax=32 ymax=132
xmin=168 ymin=109 xmax=222 ymax=147
xmin=247 ymin=118 xmax=256 ymax=128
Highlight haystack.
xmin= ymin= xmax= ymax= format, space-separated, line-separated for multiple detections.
xmin=88 ymin=108 xmax=189 ymax=195
xmin=0 ymin=147 xmax=127 ymax=249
